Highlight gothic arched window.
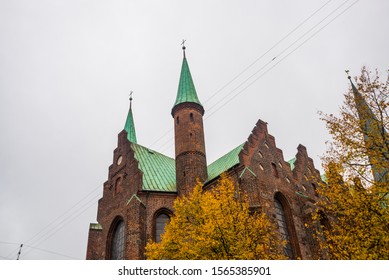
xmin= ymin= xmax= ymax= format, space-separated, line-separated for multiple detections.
xmin=110 ymin=219 xmax=125 ymax=259
xmin=274 ymin=198 xmax=293 ymax=259
xmin=155 ymin=212 xmax=170 ymax=243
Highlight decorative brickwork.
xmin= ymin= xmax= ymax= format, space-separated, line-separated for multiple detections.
xmin=86 ymin=51 xmax=324 ymax=260
xmin=172 ymin=102 xmax=208 ymax=196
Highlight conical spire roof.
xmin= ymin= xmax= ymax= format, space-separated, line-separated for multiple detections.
xmin=349 ymin=77 xmax=376 ymax=123
xmin=124 ymin=96 xmax=137 ymax=143
xmin=348 ymin=75 xmax=388 ymax=182
xmin=173 ymin=49 xmax=202 ymax=107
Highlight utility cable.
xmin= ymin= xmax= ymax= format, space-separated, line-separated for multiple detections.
xmin=155 ymin=0 xmax=359 ymax=155
xmin=151 ymin=0 xmax=352 ymax=152
xmin=4 ymin=0 xmax=359 ymax=260
xmin=202 ymin=0 xmax=333 ymax=106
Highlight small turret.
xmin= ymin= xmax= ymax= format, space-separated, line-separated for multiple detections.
xmin=172 ymin=44 xmax=208 ymax=196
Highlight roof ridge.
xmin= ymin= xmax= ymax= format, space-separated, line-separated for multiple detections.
xmin=131 ymin=143 xmax=174 ymax=160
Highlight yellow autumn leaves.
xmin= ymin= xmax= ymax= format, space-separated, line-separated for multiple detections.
xmin=314 ymin=68 xmax=389 ymax=259
xmin=146 ymin=175 xmax=285 ymax=260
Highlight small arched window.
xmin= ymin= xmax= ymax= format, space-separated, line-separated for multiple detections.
xmin=190 ymin=113 xmax=194 ymax=122
xmin=115 ymin=177 xmax=122 ymax=194
xmin=110 ymin=219 xmax=125 ymax=259
xmin=312 ymin=183 xmax=318 ymax=196
xmin=319 ymin=211 xmax=331 ymax=232
xmin=176 ymin=116 xmax=180 ymax=124
xmin=274 ymin=198 xmax=293 ymax=259
xmin=271 ymin=163 xmax=279 ymax=178
xmin=155 ymin=213 xmax=170 ymax=243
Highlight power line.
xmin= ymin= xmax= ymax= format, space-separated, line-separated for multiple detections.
xmin=150 ymin=0 xmax=352 ymax=152
xmin=21 ymin=245 xmax=80 ymax=260
xmin=6 ymin=163 xmax=135 ymax=258
xmin=5 ymin=186 xmax=101 ymax=259
xmin=205 ymin=0 xmax=353 ymax=116
xmin=5 ymin=0 xmax=359 ymax=260
xmin=202 ymin=0 xmax=333 ymax=106
xmin=205 ymin=0 xmax=359 ymax=121
xmin=20 ymin=193 xmax=100 ymax=259
xmin=155 ymin=0 xmax=359 ymax=155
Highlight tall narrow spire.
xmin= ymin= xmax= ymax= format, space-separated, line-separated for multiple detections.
xmin=172 ymin=44 xmax=202 ymax=108
xmin=172 ymin=44 xmax=208 ymax=196
xmin=124 ymin=92 xmax=137 ymax=143
xmin=347 ymin=72 xmax=388 ymax=182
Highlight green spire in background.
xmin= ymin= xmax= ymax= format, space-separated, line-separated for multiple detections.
xmin=173 ymin=46 xmax=202 ymax=107
xmin=124 ymin=93 xmax=137 ymax=143
xmin=348 ymin=74 xmax=388 ymax=182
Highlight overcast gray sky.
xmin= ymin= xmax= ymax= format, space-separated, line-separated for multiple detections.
xmin=0 ymin=0 xmax=388 ymax=260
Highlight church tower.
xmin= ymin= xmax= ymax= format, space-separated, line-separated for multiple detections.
xmin=171 ymin=45 xmax=208 ymax=196
xmin=347 ymin=74 xmax=388 ymax=183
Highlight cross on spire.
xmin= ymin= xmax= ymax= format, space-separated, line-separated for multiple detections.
xmin=345 ymin=69 xmax=351 ymax=80
xmin=129 ymin=90 xmax=133 ymax=109
xmin=124 ymin=90 xmax=137 ymax=143
xmin=181 ymin=39 xmax=186 ymax=57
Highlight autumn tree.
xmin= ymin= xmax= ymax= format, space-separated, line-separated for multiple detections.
xmin=320 ymin=67 xmax=389 ymax=184
xmin=145 ymin=175 xmax=285 ymax=260
xmin=314 ymin=67 xmax=389 ymax=259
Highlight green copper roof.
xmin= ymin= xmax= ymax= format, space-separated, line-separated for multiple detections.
xmin=124 ymin=104 xmax=137 ymax=143
xmin=288 ymin=157 xmax=296 ymax=171
xmin=207 ymin=143 xmax=244 ymax=182
xmin=173 ymin=56 xmax=202 ymax=107
xmin=131 ymin=143 xmax=176 ymax=192
xmin=349 ymin=78 xmax=388 ymax=182
xmin=89 ymin=223 xmax=102 ymax=230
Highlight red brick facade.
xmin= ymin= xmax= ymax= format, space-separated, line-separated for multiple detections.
xmin=172 ymin=102 xmax=208 ymax=196
xmin=86 ymin=56 xmax=323 ymax=260
xmin=86 ymin=118 xmax=322 ymax=259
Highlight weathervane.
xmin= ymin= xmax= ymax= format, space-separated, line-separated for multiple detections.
xmin=181 ymin=39 xmax=186 ymax=57
xmin=129 ymin=90 xmax=133 ymax=109
xmin=345 ymin=70 xmax=351 ymax=80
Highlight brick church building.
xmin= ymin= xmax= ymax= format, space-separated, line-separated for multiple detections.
xmin=86 ymin=47 xmax=324 ymax=260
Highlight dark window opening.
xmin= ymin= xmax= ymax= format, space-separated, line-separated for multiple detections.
xmin=312 ymin=183 xmax=318 ymax=196
xmin=176 ymin=116 xmax=180 ymax=124
xmin=110 ymin=220 xmax=125 ymax=260
xmin=271 ymin=163 xmax=279 ymax=178
xmin=115 ymin=177 xmax=122 ymax=194
xmin=274 ymin=198 xmax=293 ymax=259
xmin=190 ymin=113 xmax=194 ymax=122
xmin=156 ymin=213 xmax=170 ymax=243
xmin=319 ymin=211 xmax=331 ymax=232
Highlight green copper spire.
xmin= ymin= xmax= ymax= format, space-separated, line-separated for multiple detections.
xmin=347 ymin=73 xmax=388 ymax=182
xmin=124 ymin=93 xmax=137 ymax=143
xmin=173 ymin=45 xmax=202 ymax=107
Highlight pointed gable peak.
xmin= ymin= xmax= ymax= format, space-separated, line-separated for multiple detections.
xmin=124 ymin=94 xmax=137 ymax=143
xmin=173 ymin=46 xmax=202 ymax=108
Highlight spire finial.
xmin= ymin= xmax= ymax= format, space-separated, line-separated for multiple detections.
xmin=129 ymin=90 xmax=133 ymax=110
xmin=181 ymin=39 xmax=186 ymax=57
xmin=345 ymin=69 xmax=351 ymax=80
